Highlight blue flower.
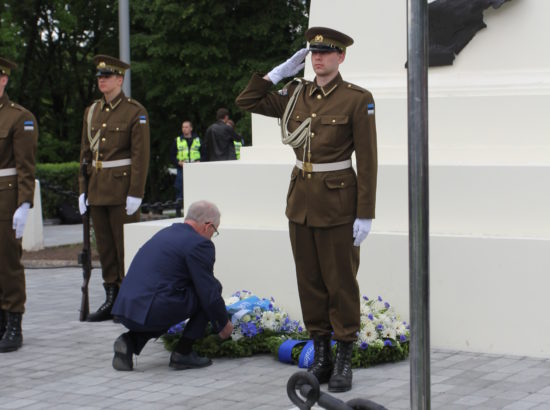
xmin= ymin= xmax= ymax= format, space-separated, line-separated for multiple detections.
xmin=362 ymin=296 xmax=369 ymax=301
xmin=384 ymin=302 xmax=390 ymax=309
xmin=400 ymin=335 xmax=407 ymax=342
xmin=376 ymin=324 xmax=384 ymax=330
xmin=368 ymin=314 xmax=374 ymax=321
xmin=360 ymin=342 xmax=368 ymax=350
xmin=378 ymin=296 xmax=383 ymax=302
xmin=384 ymin=340 xmax=393 ymax=347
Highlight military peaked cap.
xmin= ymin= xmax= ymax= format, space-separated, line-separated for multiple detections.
xmin=305 ymin=27 xmax=354 ymax=53
xmin=93 ymin=54 xmax=130 ymax=77
xmin=0 ymin=57 xmax=17 ymax=76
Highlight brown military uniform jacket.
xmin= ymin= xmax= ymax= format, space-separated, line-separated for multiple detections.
xmin=79 ymin=91 xmax=150 ymax=205
xmin=236 ymin=73 xmax=377 ymax=227
xmin=0 ymin=93 xmax=38 ymax=221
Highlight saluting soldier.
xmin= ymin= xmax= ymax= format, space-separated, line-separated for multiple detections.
xmin=0 ymin=57 xmax=38 ymax=352
xmin=79 ymin=55 xmax=150 ymax=322
xmin=236 ymin=27 xmax=377 ymax=392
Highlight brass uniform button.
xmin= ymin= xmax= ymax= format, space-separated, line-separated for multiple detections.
xmin=317 ymin=94 xmax=322 ymax=99
xmin=106 ymin=108 xmax=110 ymax=112
xmin=332 ymin=119 xmax=336 ymax=123
xmin=116 ymin=127 xmax=120 ymax=131
xmin=311 ymin=132 xmax=315 ymax=138
xmin=8 ymin=183 xmax=12 ymax=187
xmin=101 ymin=138 xmax=106 ymax=142
xmin=307 ymin=174 xmax=312 ymax=179
xmin=311 ymin=113 xmax=317 ymax=118
xmin=123 ymin=172 xmax=127 ymax=176
xmin=99 ymin=153 xmax=103 ymax=158
xmin=102 ymin=123 xmax=107 ymax=128
xmin=341 ymin=182 xmax=345 ymax=187
xmin=296 ymin=115 xmax=300 ymax=119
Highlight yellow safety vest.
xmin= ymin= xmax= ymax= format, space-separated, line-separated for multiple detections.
xmin=176 ymin=136 xmax=201 ymax=162
xmin=234 ymin=140 xmax=242 ymax=160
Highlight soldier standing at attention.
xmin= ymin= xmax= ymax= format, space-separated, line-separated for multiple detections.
xmin=0 ymin=57 xmax=38 ymax=352
xmin=79 ymin=55 xmax=150 ymax=322
xmin=236 ymin=27 xmax=377 ymax=392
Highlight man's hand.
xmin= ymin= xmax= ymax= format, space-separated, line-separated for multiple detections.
xmin=218 ymin=320 xmax=234 ymax=340
xmin=78 ymin=193 xmax=88 ymax=215
xmin=353 ymin=218 xmax=372 ymax=247
xmin=267 ymin=48 xmax=310 ymax=85
xmin=125 ymin=196 xmax=142 ymax=216
xmin=12 ymin=202 xmax=30 ymax=239
xmin=178 ymin=161 xmax=185 ymax=167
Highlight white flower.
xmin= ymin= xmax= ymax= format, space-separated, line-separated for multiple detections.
xmin=370 ymin=299 xmax=386 ymax=313
xmin=382 ymin=328 xmax=396 ymax=340
xmin=394 ymin=321 xmax=407 ymax=336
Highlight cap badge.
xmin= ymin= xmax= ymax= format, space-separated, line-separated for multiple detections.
xmin=98 ymin=62 xmax=106 ymax=68
xmin=314 ymin=34 xmax=324 ymax=42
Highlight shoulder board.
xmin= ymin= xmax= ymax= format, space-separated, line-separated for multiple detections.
xmin=343 ymin=82 xmax=368 ymax=93
xmin=126 ymin=98 xmax=144 ymax=108
xmin=8 ymin=102 xmax=25 ymax=112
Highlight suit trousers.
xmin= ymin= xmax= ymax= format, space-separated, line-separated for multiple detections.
xmin=0 ymin=220 xmax=26 ymax=312
xmin=289 ymin=220 xmax=360 ymax=341
xmin=90 ymin=205 xmax=140 ymax=286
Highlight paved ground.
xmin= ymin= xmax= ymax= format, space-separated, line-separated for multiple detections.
xmin=3 ymin=225 xmax=550 ymax=409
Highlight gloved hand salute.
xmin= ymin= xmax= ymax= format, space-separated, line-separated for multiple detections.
xmin=267 ymin=48 xmax=310 ymax=85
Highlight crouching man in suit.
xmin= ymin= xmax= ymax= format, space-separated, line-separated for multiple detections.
xmin=111 ymin=200 xmax=233 ymax=371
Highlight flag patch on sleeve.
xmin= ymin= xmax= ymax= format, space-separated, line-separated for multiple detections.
xmin=367 ymin=103 xmax=375 ymax=115
xmin=24 ymin=120 xmax=35 ymax=131
xmin=139 ymin=115 xmax=147 ymax=124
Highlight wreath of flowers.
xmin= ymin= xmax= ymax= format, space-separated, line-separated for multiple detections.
xmin=161 ymin=290 xmax=409 ymax=368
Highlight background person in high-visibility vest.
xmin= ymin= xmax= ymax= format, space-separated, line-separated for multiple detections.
xmin=226 ymin=119 xmax=245 ymax=160
xmin=169 ymin=120 xmax=202 ymax=215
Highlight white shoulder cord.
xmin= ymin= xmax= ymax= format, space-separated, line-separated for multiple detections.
xmin=280 ymin=79 xmax=312 ymax=170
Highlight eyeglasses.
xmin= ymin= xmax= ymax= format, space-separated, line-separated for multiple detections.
xmin=206 ymin=222 xmax=219 ymax=238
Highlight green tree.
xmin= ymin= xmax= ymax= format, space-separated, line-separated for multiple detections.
xmin=0 ymin=0 xmax=118 ymax=163
xmin=1 ymin=0 xmax=310 ymax=203
xmin=130 ymin=0 xmax=310 ymax=202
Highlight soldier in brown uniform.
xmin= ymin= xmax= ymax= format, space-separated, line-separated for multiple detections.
xmin=79 ymin=55 xmax=150 ymax=322
xmin=236 ymin=28 xmax=377 ymax=392
xmin=0 ymin=57 xmax=38 ymax=352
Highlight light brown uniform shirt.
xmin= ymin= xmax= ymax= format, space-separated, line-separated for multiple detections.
xmin=0 ymin=93 xmax=38 ymax=220
xmin=79 ymin=91 xmax=150 ymax=205
xmin=236 ymin=73 xmax=377 ymax=227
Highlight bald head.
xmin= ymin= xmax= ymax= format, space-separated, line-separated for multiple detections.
xmin=184 ymin=200 xmax=221 ymax=226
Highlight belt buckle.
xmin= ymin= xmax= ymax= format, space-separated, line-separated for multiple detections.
xmin=96 ymin=161 xmax=103 ymax=170
xmin=303 ymin=162 xmax=313 ymax=173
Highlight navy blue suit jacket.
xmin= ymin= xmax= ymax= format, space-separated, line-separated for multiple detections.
xmin=112 ymin=223 xmax=228 ymax=332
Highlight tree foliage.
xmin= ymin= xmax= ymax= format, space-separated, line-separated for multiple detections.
xmin=0 ymin=0 xmax=309 ymax=202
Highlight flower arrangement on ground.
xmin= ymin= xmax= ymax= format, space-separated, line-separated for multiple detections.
xmin=161 ymin=290 xmax=409 ymax=368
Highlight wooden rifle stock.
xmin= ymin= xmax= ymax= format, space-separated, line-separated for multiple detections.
xmin=78 ymin=160 xmax=92 ymax=321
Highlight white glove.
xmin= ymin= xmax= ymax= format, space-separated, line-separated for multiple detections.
xmin=353 ymin=218 xmax=372 ymax=247
xmin=12 ymin=202 xmax=30 ymax=239
xmin=126 ymin=196 xmax=142 ymax=216
xmin=267 ymin=48 xmax=310 ymax=85
xmin=78 ymin=193 xmax=88 ymax=215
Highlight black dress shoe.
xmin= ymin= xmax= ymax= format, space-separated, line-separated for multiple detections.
xmin=112 ymin=333 xmax=134 ymax=371
xmin=169 ymin=351 xmax=212 ymax=370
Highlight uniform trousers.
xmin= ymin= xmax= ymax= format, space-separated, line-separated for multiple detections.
xmin=90 ymin=205 xmax=140 ymax=286
xmin=289 ymin=220 xmax=360 ymax=341
xmin=0 ymin=220 xmax=26 ymax=312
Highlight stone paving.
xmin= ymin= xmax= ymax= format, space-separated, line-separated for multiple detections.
xmin=2 ymin=267 xmax=550 ymax=409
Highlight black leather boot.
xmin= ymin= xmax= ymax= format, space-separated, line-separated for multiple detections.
xmin=0 ymin=309 xmax=6 ymax=340
xmin=0 ymin=312 xmax=23 ymax=352
xmin=307 ymin=335 xmax=334 ymax=383
xmin=87 ymin=284 xmax=118 ymax=322
xmin=328 ymin=341 xmax=354 ymax=392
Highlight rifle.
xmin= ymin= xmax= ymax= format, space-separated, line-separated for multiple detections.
xmin=78 ymin=160 xmax=92 ymax=321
